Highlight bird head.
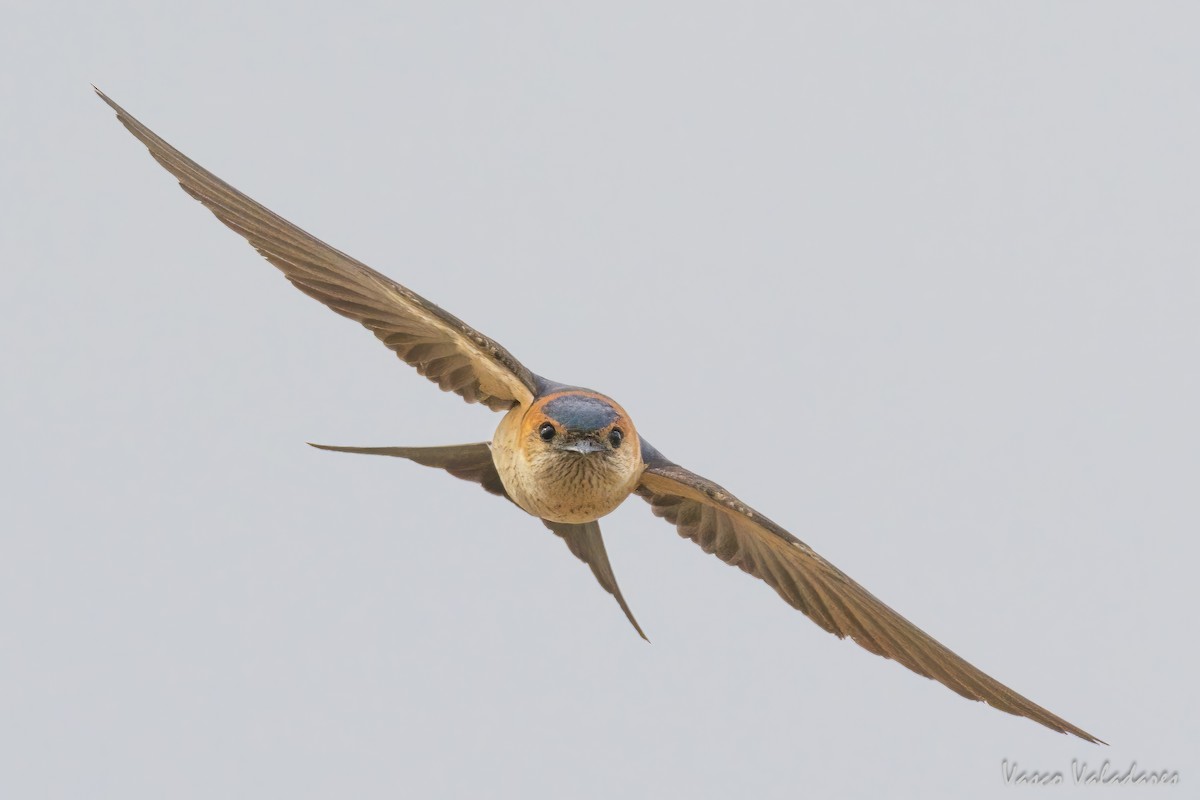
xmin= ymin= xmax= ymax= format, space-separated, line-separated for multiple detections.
xmin=521 ymin=390 xmax=640 ymax=467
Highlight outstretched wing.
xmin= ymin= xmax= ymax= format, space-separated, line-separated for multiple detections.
xmin=636 ymin=441 xmax=1101 ymax=742
xmin=308 ymin=443 xmax=645 ymax=638
xmin=96 ymin=89 xmax=537 ymax=411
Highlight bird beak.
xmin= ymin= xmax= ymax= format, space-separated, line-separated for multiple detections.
xmin=559 ymin=438 xmax=605 ymax=454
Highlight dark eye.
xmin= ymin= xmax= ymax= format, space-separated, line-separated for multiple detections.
xmin=608 ymin=428 xmax=623 ymax=448
xmin=539 ymin=423 xmax=556 ymax=441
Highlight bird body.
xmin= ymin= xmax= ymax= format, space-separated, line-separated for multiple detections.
xmin=96 ymin=88 xmax=1101 ymax=743
xmin=493 ymin=388 xmax=643 ymax=523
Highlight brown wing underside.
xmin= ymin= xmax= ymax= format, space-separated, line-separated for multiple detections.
xmin=635 ymin=443 xmax=1101 ymax=743
xmin=96 ymin=89 xmax=537 ymax=411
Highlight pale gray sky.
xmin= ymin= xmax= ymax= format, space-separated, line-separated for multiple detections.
xmin=2 ymin=3 xmax=1196 ymax=798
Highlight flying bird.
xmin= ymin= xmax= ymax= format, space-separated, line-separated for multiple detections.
xmin=96 ymin=88 xmax=1100 ymax=743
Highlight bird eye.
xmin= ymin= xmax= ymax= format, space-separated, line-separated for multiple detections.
xmin=538 ymin=423 xmax=556 ymax=441
xmin=608 ymin=428 xmax=623 ymax=448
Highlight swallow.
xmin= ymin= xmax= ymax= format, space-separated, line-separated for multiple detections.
xmin=96 ymin=88 xmax=1101 ymax=743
